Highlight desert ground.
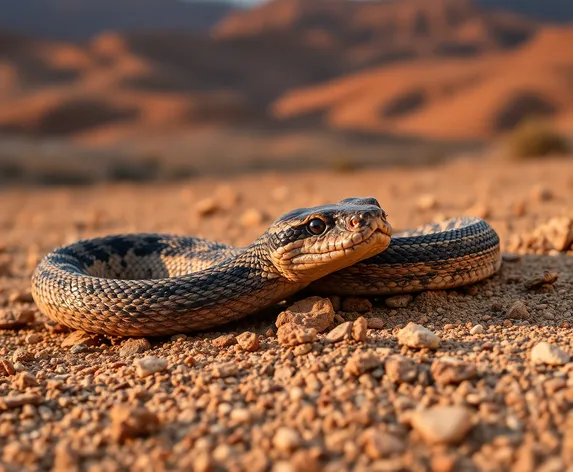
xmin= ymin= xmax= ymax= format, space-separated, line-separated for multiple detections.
xmin=1 ymin=155 xmax=573 ymax=471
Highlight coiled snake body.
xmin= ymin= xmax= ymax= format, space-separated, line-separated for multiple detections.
xmin=31 ymin=198 xmax=501 ymax=336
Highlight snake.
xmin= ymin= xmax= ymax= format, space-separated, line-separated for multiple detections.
xmin=31 ymin=197 xmax=501 ymax=337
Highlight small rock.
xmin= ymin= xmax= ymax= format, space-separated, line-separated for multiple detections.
xmin=0 ymin=309 xmax=35 ymax=330
xmin=326 ymin=322 xmax=353 ymax=343
xmin=0 ymin=359 xmax=16 ymax=376
xmin=410 ymin=406 xmax=473 ymax=445
xmin=341 ymin=297 xmax=372 ymax=313
xmin=25 ymin=333 xmax=41 ymax=345
xmin=366 ymin=318 xmax=385 ymax=329
xmin=212 ymin=362 xmax=238 ymax=378
xmin=346 ymin=352 xmax=384 ymax=376
xmin=506 ymin=300 xmax=529 ymax=320
xmin=195 ymin=197 xmax=220 ymax=217
xmin=385 ymin=355 xmax=418 ymax=384
xmin=385 ymin=295 xmax=413 ymax=308
xmin=69 ymin=344 xmax=87 ymax=354
xmin=236 ymin=331 xmax=260 ymax=352
xmin=0 ymin=394 xmax=43 ymax=410
xmin=15 ymin=372 xmax=38 ymax=389
xmin=524 ymin=272 xmax=559 ymax=290
xmin=531 ymin=342 xmax=569 ymax=366
xmin=273 ymin=427 xmax=301 ymax=452
xmin=431 ymin=357 xmax=478 ymax=385
xmin=240 ymin=208 xmax=265 ymax=227
xmin=212 ymin=334 xmax=237 ymax=347
xmin=61 ymin=331 xmax=104 ymax=348
xmin=134 ymin=356 xmax=168 ymax=378
xmin=110 ymin=405 xmax=159 ymax=443
xmin=352 ymin=317 xmax=368 ymax=342
xmin=277 ymin=323 xmax=317 ymax=347
xmin=12 ymin=348 xmax=34 ymax=363
xmin=276 ymin=297 xmax=334 ymax=333
xmin=417 ymin=194 xmax=438 ymax=211
xmin=230 ymin=408 xmax=252 ymax=424
xmin=44 ymin=320 xmax=70 ymax=333
xmin=470 ymin=324 xmax=484 ymax=335
xmin=119 ymin=338 xmax=151 ymax=356
xmin=293 ymin=343 xmax=312 ymax=356
xmin=397 ymin=322 xmax=441 ymax=350
xmin=361 ymin=428 xmax=405 ymax=459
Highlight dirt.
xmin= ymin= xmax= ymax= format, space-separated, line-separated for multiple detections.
xmin=1 ymin=156 xmax=573 ymax=471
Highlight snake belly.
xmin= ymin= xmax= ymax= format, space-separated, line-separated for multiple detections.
xmin=31 ymin=217 xmax=500 ymax=336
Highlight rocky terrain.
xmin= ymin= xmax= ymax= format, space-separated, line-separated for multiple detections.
xmin=1 ymin=156 xmax=573 ymax=471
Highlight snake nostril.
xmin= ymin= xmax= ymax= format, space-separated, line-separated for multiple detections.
xmin=349 ymin=215 xmax=362 ymax=230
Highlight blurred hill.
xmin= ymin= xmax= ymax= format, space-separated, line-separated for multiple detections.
xmin=0 ymin=0 xmax=572 ymax=173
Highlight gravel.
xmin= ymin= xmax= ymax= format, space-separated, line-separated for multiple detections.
xmin=2 ymin=158 xmax=573 ymax=470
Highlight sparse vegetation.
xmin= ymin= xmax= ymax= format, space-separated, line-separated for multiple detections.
xmin=505 ymin=120 xmax=570 ymax=159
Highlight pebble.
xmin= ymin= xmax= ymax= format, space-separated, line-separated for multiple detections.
xmin=61 ymin=331 xmax=104 ymax=348
xmin=366 ymin=317 xmax=385 ymax=329
xmin=0 ymin=394 xmax=43 ymax=410
xmin=384 ymin=355 xmax=417 ymax=384
xmin=236 ymin=331 xmax=260 ymax=352
xmin=341 ymin=297 xmax=372 ymax=313
xmin=410 ymin=406 xmax=473 ymax=445
xmin=470 ymin=324 xmax=484 ymax=335
xmin=25 ymin=333 xmax=41 ymax=344
xmin=397 ymin=322 xmax=441 ymax=349
xmin=110 ymin=405 xmax=159 ymax=443
xmin=0 ymin=309 xmax=35 ymax=330
xmin=119 ymin=338 xmax=151 ymax=356
xmin=352 ymin=316 xmax=368 ymax=342
xmin=134 ymin=356 xmax=168 ymax=378
xmin=273 ymin=427 xmax=301 ymax=452
xmin=15 ymin=372 xmax=38 ymax=389
xmin=325 ymin=322 xmax=353 ymax=343
xmin=384 ymin=294 xmax=413 ymax=308
xmin=195 ymin=197 xmax=220 ymax=216
xmin=69 ymin=343 xmax=87 ymax=354
xmin=276 ymin=297 xmax=334 ymax=333
xmin=346 ymin=352 xmax=384 ymax=376
xmin=506 ymin=300 xmax=529 ymax=320
xmin=362 ymin=428 xmax=405 ymax=459
xmin=212 ymin=362 xmax=238 ymax=378
xmin=212 ymin=334 xmax=237 ymax=347
xmin=0 ymin=359 xmax=16 ymax=376
xmin=524 ymin=272 xmax=559 ymax=290
xmin=531 ymin=342 xmax=570 ymax=366
xmin=431 ymin=357 xmax=478 ymax=385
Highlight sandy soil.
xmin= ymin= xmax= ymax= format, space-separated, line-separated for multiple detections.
xmin=1 ymin=156 xmax=573 ymax=471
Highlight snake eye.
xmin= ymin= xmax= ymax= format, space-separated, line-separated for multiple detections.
xmin=307 ymin=218 xmax=327 ymax=235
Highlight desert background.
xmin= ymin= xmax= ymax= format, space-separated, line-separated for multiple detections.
xmin=2 ymin=1 xmax=573 ymax=471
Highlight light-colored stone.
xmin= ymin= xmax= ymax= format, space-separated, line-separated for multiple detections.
xmin=110 ymin=405 xmax=159 ymax=442
xmin=0 ymin=309 xmax=35 ymax=330
xmin=273 ymin=427 xmax=301 ymax=452
xmin=326 ymin=322 xmax=353 ymax=343
xmin=346 ymin=352 xmax=384 ymax=376
xmin=397 ymin=322 xmax=441 ymax=350
xmin=134 ymin=356 xmax=168 ymax=378
xmin=385 ymin=355 xmax=417 ymax=384
xmin=119 ymin=338 xmax=151 ymax=356
xmin=470 ymin=324 xmax=484 ymax=335
xmin=531 ymin=342 xmax=570 ymax=366
xmin=410 ymin=406 xmax=473 ymax=445
xmin=61 ymin=331 xmax=104 ymax=348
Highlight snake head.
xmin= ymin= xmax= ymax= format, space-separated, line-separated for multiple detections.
xmin=265 ymin=197 xmax=392 ymax=283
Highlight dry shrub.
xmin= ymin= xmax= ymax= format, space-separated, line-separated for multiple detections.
xmin=505 ymin=120 xmax=570 ymax=159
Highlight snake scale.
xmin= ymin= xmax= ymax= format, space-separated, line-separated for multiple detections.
xmin=31 ymin=197 xmax=501 ymax=336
